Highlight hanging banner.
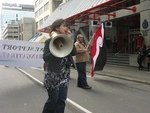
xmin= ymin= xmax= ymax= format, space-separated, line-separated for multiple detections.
xmin=0 ymin=40 xmax=44 ymax=68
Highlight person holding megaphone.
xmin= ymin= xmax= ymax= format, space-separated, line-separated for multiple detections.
xmin=42 ymin=18 xmax=76 ymax=113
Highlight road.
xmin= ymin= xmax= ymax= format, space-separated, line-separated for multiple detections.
xmin=0 ymin=66 xmax=150 ymax=113
xmin=0 ymin=66 xmax=46 ymax=113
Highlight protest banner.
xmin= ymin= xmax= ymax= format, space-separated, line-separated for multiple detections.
xmin=0 ymin=40 xmax=44 ymax=68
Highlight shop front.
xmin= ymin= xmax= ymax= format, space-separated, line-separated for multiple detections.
xmin=38 ymin=0 xmax=150 ymax=66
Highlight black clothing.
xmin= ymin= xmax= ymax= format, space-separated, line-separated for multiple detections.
xmin=43 ymin=38 xmax=76 ymax=73
xmin=137 ymin=46 xmax=146 ymax=70
xmin=43 ymin=38 xmax=76 ymax=90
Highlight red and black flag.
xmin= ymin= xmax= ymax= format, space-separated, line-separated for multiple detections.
xmin=91 ymin=23 xmax=107 ymax=77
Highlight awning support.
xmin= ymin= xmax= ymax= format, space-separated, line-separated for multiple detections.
xmin=106 ymin=5 xmax=137 ymax=12
xmin=88 ymin=12 xmax=116 ymax=21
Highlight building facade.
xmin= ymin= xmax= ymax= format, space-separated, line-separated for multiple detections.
xmin=1 ymin=3 xmax=35 ymax=40
xmin=34 ymin=0 xmax=70 ymax=30
xmin=32 ymin=0 xmax=69 ymax=42
xmin=2 ymin=17 xmax=35 ymax=40
xmin=1 ymin=3 xmax=34 ymax=31
xmin=37 ymin=0 xmax=150 ymax=67
xmin=2 ymin=22 xmax=20 ymax=40
xmin=19 ymin=17 xmax=35 ymax=41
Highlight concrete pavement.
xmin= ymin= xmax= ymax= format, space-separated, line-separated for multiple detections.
xmin=0 ymin=65 xmax=83 ymax=113
xmin=1 ymin=64 xmax=150 ymax=113
xmin=86 ymin=64 xmax=150 ymax=85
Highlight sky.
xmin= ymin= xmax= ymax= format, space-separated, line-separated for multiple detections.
xmin=1 ymin=0 xmax=34 ymax=5
xmin=0 ymin=0 xmax=34 ymax=10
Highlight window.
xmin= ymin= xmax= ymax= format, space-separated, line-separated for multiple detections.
xmin=39 ymin=19 xmax=43 ymax=25
xmin=14 ymin=27 xmax=18 ymax=29
xmin=39 ymin=7 xmax=43 ymax=15
xmin=14 ymin=36 xmax=18 ymax=38
xmin=8 ymin=31 xmax=13 ymax=33
xmin=35 ymin=11 xmax=38 ymax=17
xmin=39 ymin=0 xmax=43 ymax=4
xmin=53 ymin=1 xmax=62 ymax=11
xmin=8 ymin=36 xmax=13 ymax=38
xmin=35 ymin=0 xmax=39 ymax=8
xmin=35 ymin=22 xmax=38 ymax=29
xmin=44 ymin=2 xmax=49 ymax=11
xmin=44 ymin=15 xmax=49 ymax=21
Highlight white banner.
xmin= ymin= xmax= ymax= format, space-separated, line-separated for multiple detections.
xmin=0 ymin=40 xmax=44 ymax=68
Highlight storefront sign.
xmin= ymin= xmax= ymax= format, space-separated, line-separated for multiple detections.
xmin=142 ymin=19 xmax=149 ymax=36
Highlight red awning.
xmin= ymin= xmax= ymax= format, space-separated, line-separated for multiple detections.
xmin=38 ymin=0 xmax=136 ymax=32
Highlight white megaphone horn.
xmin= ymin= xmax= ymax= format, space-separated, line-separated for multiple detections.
xmin=49 ymin=31 xmax=73 ymax=58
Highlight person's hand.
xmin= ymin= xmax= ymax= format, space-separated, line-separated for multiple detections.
xmin=66 ymin=30 xmax=72 ymax=38
xmin=84 ymin=49 xmax=88 ymax=52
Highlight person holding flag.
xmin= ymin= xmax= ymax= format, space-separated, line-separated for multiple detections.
xmin=74 ymin=34 xmax=92 ymax=89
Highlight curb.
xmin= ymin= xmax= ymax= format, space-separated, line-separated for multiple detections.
xmin=86 ymin=70 xmax=150 ymax=85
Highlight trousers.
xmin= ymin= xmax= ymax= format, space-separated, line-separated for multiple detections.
xmin=76 ymin=62 xmax=88 ymax=87
xmin=42 ymin=87 xmax=68 ymax=113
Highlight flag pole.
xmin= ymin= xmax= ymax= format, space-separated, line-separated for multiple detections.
xmin=86 ymin=33 xmax=95 ymax=52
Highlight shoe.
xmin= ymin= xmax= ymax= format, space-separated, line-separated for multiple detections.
xmin=82 ymin=85 xmax=92 ymax=89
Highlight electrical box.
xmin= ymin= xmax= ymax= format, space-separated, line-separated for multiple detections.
xmin=105 ymin=21 xmax=112 ymax=28
xmin=91 ymin=20 xmax=100 ymax=27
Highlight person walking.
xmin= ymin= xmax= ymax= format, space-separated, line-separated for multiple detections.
xmin=137 ymin=44 xmax=146 ymax=70
xmin=146 ymin=45 xmax=150 ymax=71
xmin=74 ymin=34 xmax=92 ymax=89
xmin=136 ymin=33 xmax=144 ymax=51
xmin=42 ymin=18 xmax=76 ymax=113
xmin=112 ymin=37 xmax=118 ymax=53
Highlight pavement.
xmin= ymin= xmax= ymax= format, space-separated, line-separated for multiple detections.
xmin=86 ymin=63 xmax=150 ymax=85
xmin=1 ymin=64 xmax=150 ymax=113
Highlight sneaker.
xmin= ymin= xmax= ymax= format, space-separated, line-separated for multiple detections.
xmin=82 ymin=85 xmax=92 ymax=89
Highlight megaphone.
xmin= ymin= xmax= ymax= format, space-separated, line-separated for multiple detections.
xmin=49 ymin=31 xmax=73 ymax=58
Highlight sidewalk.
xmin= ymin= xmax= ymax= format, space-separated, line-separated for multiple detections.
xmin=86 ymin=64 xmax=150 ymax=85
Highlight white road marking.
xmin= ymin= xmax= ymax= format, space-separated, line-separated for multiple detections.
xmin=16 ymin=67 xmax=92 ymax=113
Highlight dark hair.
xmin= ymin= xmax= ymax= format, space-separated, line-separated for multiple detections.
xmin=50 ymin=18 xmax=66 ymax=33
xmin=138 ymin=33 xmax=142 ymax=35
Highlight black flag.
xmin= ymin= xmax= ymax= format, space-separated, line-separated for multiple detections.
xmin=91 ymin=23 xmax=107 ymax=77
